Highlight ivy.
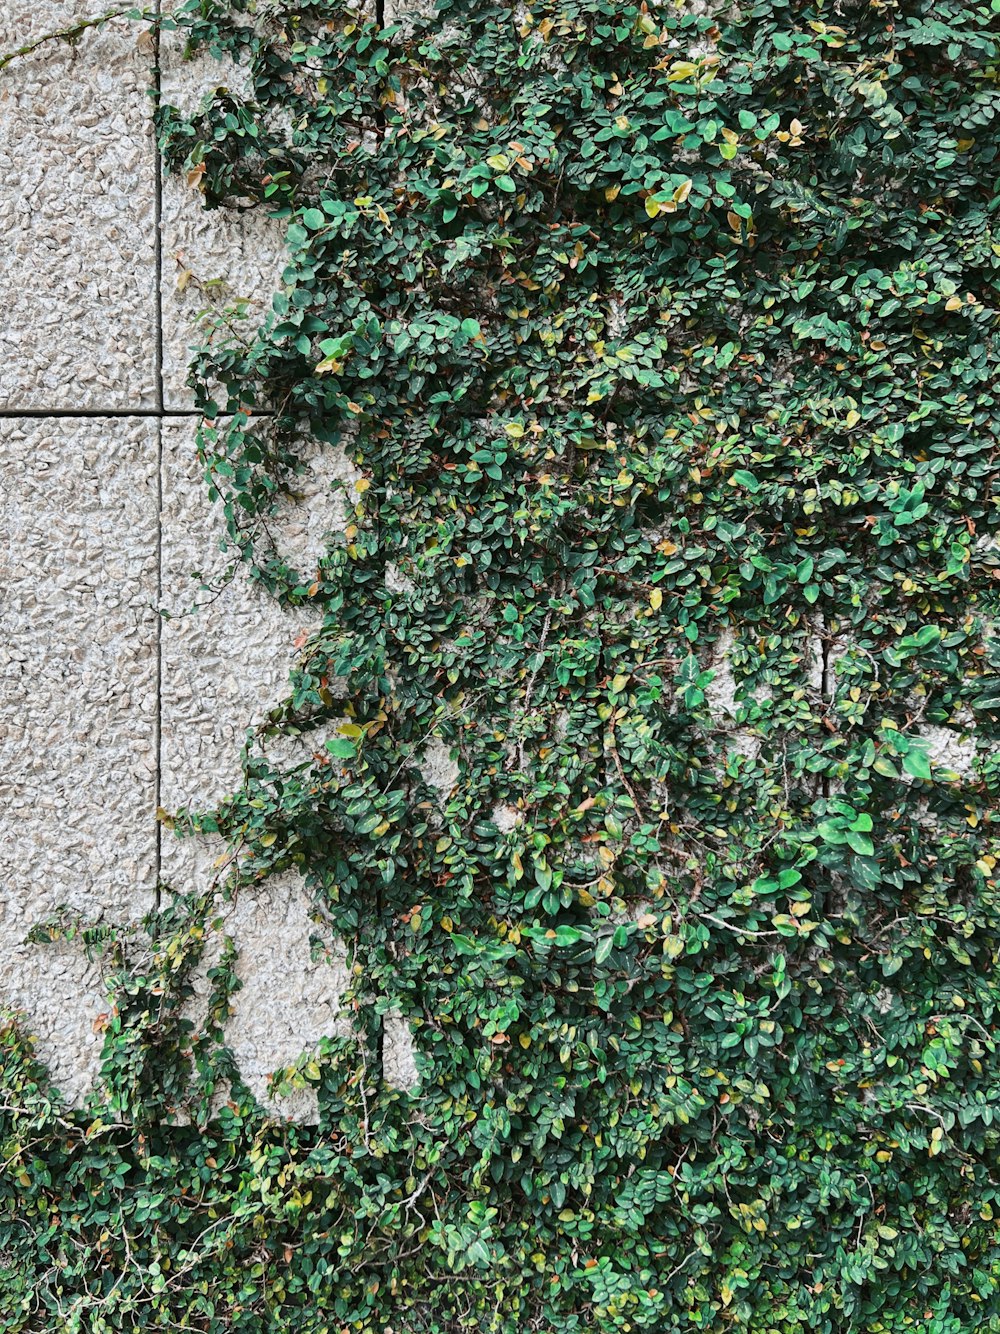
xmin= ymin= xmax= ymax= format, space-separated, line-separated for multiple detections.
xmin=4 ymin=0 xmax=1000 ymax=1329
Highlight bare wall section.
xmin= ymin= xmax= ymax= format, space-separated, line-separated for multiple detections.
xmin=0 ymin=8 xmax=418 ymax=1111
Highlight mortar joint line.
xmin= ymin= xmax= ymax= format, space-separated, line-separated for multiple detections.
xmin=0 ymin=409 xmax=274 ymax=418
xmin=152 ymin=3 xmax=164 ymax=909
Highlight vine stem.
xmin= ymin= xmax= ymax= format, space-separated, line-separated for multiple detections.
xmin=0 ymin=5 xmax=157 ymax=73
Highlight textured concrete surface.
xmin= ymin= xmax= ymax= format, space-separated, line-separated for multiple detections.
xmin=923 ymin=718 xmax=979 ymax=780
xmin=221 ymin=872 xmax=349 ymax=1116
xmin=383 ymin=1013 xmax=419 ymax=1091
xmin=157 ymin=32 xmax=289 ymax=408
xmin=0 ymin=5 xmax=283 ymax=412
xmin=159 ymin=419 xmax=316 ymax=816
xmin=0 ymin=417 xmax=159 ymax=1100
xmin=159 ymin=418 xmax=357 ymax=816
xmin=0 ymin=9 xmax=406 ymax=1116
xmin=172 ymin=868 xmax=351 ymax=1120
xmin=419 ymin=736 xmax=460 ymax=801
xmin=383 ymin=0 xmax=434 ymax=27
xmin=157 ymin=420 xmax=365 ymax=1115
xmin=0 ymin=411 xmax=382 ymax=1112
xmin=159 ymin=176 xmax=286 ymax=409
xmin=0 ymin=2 xmax=157 ymax=408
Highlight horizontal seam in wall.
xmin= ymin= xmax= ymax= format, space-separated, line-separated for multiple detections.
xmin=0 ymin=408 xmax=275 ymax=419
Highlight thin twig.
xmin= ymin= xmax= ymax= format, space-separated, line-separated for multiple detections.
xmin=0 ymin=6 xmax=157 ymax=73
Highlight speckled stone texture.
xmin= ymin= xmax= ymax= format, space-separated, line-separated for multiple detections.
xmin=157 ymin=415 xmax=325 ymax=903
xmin=159 ymin=180 xmax=287 ymax=409
xmin=158 ymin=418 xmax=358 ymax=818
xmin=383 ymin=0 xmax=434 ymax=26
xmin=157 ymin=32 xmax=289 ymax=408
xmin=0 ymin=417 xmax=159 ymax=1101
xmin=0 ymin=2 xmax=158 ymax=408
xmin=382 ymin=1014 xmax=420 ymax=1091
xmin=157 ymin=419 xmax=363 ymax=1114
xmin=219 ymin=872 xmax=350 ymax=1117
xmin=0 ymin=13 xmax=436 ymax=1114
xmin=169 ymin=868 xmax=352 ymax=1120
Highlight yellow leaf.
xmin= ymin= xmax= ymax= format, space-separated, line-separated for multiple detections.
xmin=650 ymin=588 xmax=663 ymax=611
xmin=945 ymin=295 xmax=963 ymax=311
xmin=645 ymin=196 xmax=661 ymax=219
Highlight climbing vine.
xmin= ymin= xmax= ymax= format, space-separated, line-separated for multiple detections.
xmin=4 ymin=0 xmax=1000 ymax=1329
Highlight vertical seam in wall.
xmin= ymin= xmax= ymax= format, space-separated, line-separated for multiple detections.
xmin=819 ymin=614 xmax=832 ymax=803
xmin=154 ymin=433 xmax=163 ymax=913
xmin=373 ymin=0 xmax=385 ymax=1078
xmin=152 ymin=5 xmax=164 ymax=910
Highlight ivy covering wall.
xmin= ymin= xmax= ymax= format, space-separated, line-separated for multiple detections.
xmin=4 ymin=0 xmax=1000 ymax=1329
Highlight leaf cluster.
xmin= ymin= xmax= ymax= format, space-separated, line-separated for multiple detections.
xmin=4 ymin=0 xmax=1000 ymax=1329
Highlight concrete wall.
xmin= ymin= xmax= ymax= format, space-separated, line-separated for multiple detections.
xmin=0 ymin=2 xmax=973 ymax=1114
xmin=0 ymin=3 xmax=417 ymax=1112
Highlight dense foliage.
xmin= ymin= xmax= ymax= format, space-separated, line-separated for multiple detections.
xmin=4 ymin=0 xmax=1000 ymax=1328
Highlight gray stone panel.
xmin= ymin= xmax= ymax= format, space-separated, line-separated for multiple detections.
xmin=0 ymin=3 xmax=157 ymax=408
xmin=158 ymin=35 xmax=288 ymax=408
xmin=383 ymin=1014 xmax=419 ymax=1091
xmin=0 ymin=416 xmax=159 ymax=1101
xmin=158 ymin=419 xmax=315 ymax=815
xmin=0 ymin=11 xmax=431 ymax=1114
xmin=159 ymin=177 xmax=287 ymax=410
xmin=215 ymin=871 xmax=350 ymax=1119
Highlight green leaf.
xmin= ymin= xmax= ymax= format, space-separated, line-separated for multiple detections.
xmin=902 ymin=744 xmax=933 ymax=781
xmin=450 ymin=933 xmax=480 ymax=956
xmin=730 ymin=469 xmax=760 ymax=492
xmin=594 ymin=934 xmax=615 ymax=966
xmin=845 ymin=830 xmax=875 ymax=857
